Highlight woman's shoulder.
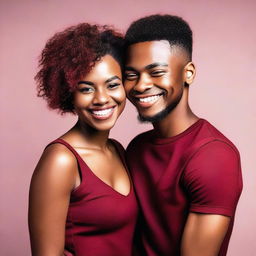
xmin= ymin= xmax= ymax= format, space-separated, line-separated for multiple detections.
xmin=30 ymin=141 xmax=77 ymax=210
xmin=33 ymin=141 xmax=78 ymax=186
xmin=43 ymin=140 xmax=76 ymax=165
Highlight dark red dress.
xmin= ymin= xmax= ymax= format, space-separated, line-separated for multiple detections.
xmin=47 ymin=138 xmax=138 ymax=256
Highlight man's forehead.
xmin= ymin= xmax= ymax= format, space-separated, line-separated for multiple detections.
xmin=127 ymin=40 xmax=170 ymax=55
xmin=126 ymin=40 xmax=171 ymax=66
xmin=125 ymin=40 xmax=189 ymax=68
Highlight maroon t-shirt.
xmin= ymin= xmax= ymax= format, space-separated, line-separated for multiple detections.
xmin=47 ymin=139 xmax=138 ymax=256
xmin=126 ymin=119 xmax=242 ymax=256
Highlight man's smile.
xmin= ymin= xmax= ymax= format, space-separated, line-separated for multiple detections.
xmin=132 ymin=93 xmax=164 ymax=107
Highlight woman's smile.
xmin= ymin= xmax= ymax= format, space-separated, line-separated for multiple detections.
xmin=89 ymin=106 xmax=116 ymax=120
xmin=74 ymin=55 xmax=126 ymax=131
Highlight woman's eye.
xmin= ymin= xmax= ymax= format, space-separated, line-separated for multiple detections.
xmin=151 ymin=70 xmax=166 ymax=77
xmin=108 ymin=83 xmax=120 ymax=89
xmin=125 ymin=73 xmax=138 ymax=81
xmin=79 ymin=87 xmax=94 ymax=94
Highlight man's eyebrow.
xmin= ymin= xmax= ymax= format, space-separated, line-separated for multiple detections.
xmin=145 ymin=62 xmax=168 ymax=70
xmin=125 ymin=62 xmax=168 ymax=72
xmin=78 ymin=81 xmax=94 ymax=86
xmin=105 ymin=75 xmax=121 ymax=83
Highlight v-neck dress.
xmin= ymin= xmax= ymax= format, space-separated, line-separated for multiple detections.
xmin=46 ymin=138 xmax=138 ymax=256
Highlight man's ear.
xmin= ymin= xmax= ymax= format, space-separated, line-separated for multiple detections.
xmin=184 ymin=62 xmax=196 ymax=86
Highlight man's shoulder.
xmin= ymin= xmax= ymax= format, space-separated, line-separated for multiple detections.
xmin=198 ymin=119 xmax=239 ymax=154
xmin=182 ymin=121 xmax=242 ymax=197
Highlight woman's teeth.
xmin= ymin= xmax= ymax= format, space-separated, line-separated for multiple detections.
xmin=92 ymin=108 xmax=113 ymax=116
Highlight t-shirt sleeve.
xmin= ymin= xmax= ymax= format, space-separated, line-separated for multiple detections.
xmin=182 ymin=140 xmax=243 ymax=217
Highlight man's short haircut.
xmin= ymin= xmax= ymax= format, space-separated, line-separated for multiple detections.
xmin=125 ymin=14 xmax=193 ymax=60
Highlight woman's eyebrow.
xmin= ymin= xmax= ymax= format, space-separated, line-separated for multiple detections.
xmin=105 ymin=75 xmax=121 ymax=83
xmin=78 ymin=81 xmax=94 ymax=86
xmin=78 ymin=76 xmax=121 ymax=86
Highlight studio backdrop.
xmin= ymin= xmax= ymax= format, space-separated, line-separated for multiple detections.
xmin=1 ymin=0 xmax=255 ymax=255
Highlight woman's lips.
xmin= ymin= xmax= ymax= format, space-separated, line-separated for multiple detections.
xmin=89 ymin=106 xmax=116 ymax=120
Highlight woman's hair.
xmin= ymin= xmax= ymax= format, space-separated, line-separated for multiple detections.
xmin=35 ymin=23 xmax=124 ymax=114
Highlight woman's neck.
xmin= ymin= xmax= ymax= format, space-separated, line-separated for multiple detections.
xmin=68 ymin=120 xmax=110 ymax=151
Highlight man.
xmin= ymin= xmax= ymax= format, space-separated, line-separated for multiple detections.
xmin=124 ymin=15 xmax=242 ymax=256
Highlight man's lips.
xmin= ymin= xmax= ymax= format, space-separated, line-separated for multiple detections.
xmin=131 ymin=93 xmax=164 ymax=106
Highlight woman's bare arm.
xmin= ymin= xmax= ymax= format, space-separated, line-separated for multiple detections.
xmin=28 ymin=144 xmax=77 ymax=256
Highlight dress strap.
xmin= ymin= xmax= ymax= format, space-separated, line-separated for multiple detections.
xmin=45 ymin=138 xmax=86 ymax=190
xmin=110 ymin=139 xmax=126 ymax=162
xmin=45 ymin=138 xmax=83 ymax=161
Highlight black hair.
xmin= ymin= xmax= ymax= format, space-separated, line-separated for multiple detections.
xmin=125 ymin=14 xmax=192 ymax=59
xmin=98 ymin=29 xmax=125 ymax=69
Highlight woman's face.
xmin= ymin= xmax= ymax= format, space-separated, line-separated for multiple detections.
xmin=73 ymin=54 xmax=126 ymax=131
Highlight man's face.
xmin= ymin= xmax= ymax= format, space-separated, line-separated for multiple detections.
xmin=124 ymin=40 xmax=190 ymax=123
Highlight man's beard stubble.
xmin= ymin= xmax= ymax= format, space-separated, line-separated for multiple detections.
xmin=137 ymin=89 xmax=183 ymax=124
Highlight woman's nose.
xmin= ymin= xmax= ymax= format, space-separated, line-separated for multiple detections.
xmin=92 ymin=89 xmax=110 ymax=105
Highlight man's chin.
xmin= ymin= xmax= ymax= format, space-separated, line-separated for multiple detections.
xmin=137 ymin=114 xmax=152 ymax=123
xmin=136 ymin=92 xmax=183 ymax=123
xmin=137 ymin=107 xmax=170 ymax=123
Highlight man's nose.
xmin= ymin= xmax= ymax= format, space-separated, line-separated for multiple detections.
xmin=133 ymin=73 xmax=152 ymax=93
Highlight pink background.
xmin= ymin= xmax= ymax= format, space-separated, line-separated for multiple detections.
xmin=1 ymin=0 xmax=255 ymax=255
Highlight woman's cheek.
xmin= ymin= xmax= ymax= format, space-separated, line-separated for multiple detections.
xmin=113 ymin=88 xmax=126 ymax=103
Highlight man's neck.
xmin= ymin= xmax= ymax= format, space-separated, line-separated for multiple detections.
xmin=153 ymin=90 xmax=199 ymax=138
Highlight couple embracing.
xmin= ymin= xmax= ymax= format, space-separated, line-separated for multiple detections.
xmin=29 ymin=14 xmax=242 ymax=256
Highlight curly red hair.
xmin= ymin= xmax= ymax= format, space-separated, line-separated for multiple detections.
xmin=35 ymin=23 xmax=124 ymax=113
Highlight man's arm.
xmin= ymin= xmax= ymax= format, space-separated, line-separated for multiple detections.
xmin=181 ymin=213 xmax=230 ymax=256
xmin=181 ymin=140 xmax=242 ymax=256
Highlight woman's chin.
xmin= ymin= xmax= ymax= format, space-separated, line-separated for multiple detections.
xmin=87 ymin=118 xmax=118 ymax=132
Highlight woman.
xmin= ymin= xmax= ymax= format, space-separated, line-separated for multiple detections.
xmin=28 ymin=23 xmax=138 ymax=256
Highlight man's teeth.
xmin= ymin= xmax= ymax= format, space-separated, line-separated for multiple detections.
xmin=92 ymin=108 xmax=113 ymax=116
xmin=139 ymin=95 xmax=161 ymax=103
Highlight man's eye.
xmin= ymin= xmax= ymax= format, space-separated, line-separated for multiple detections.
xmin=108 ymin=83 xmax=120 ymax=89
xmin=125 ymin=73 xmax=138 ymax=80
xmin=151 ymin=70 xmax=166 ymax=77
xmin=79 ymin=87 xmax=94 ymax=93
